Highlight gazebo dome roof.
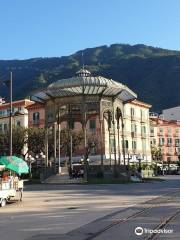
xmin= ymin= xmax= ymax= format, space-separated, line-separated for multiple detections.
xmin=32 ymin=69 xmax=137 ymax=103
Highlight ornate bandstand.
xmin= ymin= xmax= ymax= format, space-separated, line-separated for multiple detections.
xmin=32 ymin=69 xmax=137 ymax=174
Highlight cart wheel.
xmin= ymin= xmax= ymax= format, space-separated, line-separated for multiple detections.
xmin=0 ymin=199 xmax=6 ymax=207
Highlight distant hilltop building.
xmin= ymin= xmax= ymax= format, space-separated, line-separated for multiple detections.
xmin=162 ymin=106 xmax=180 ymax=121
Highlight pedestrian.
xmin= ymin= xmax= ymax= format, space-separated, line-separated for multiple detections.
xmin=18 ymin=178 xmax=24 ymax=201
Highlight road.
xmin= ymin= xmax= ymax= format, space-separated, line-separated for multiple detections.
xmin=0 ymin=175 xmax=180 ymax=240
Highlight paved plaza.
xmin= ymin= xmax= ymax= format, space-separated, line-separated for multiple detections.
xmin=0 ymin=176 xmax=180 ymax=240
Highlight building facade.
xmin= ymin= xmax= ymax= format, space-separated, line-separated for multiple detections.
xmin=0 ymin=99 xmax=33 ymax=132
xmin=26 ymin=102 xmax=45 ymax=128
xmin=150 ymin=114 xmax=180 ymax=163
xmin=32 ymin=69 xmax=152 ymax=169
xmin=122 ymin=100 xmax=152 ymax=164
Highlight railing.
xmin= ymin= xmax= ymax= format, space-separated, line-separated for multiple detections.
xmin=40 ymin=167 xmax=55 ymax=182
xmin=141 ymin=133 xmax=147 ymax=138
xmin=158 ymin=132 xmax=164 ymax=136
xmin=140 ymin=117 xmax=146 ymax=123
xmin=131 ymin=132 xmax=137 ymax=138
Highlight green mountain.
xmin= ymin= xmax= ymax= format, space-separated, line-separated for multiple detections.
xmin=0 ymin=43 xmax=180 ymax=112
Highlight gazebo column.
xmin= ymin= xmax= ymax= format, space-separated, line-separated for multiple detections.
xmin=116 ymin=108 xmax=121 ymax=165
xmin=45 ymin=127 xmax=49 ymax=168
xmin=121 ymin=115 xmax=126 ymax=165
xmin=53 ymin=122 xmax=57 ymax=173
xmin=57 ymin=112 xmax=61 ymax=174
xmin=99 ymin=118 xmax=104 ymax=167
xmin=107 ymin=111 xmax=112 ymax=166
xmin=112 ymin=108 xmax=117 ymax=166
xmin=82 ymin=102 xmax=87 ymax=180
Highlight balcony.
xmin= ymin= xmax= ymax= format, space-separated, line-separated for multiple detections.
xmin=140 ymin=117 xmax=146 ymax=123
xmin=159 ymin=143 xmax=165 ymax=146
xmin=141 ymin=133 xmax=147 ymax=139
xmin=175 ymin=143 xmax=180 ymax=147
xmin=166 ymin=152 xmax=174 ymax=156
xmin=131 ymin=132 xmax=137 ymax=138
xmin=130 ymin=115 xmax=136 ymax=121
xmin=174 ymin=133 xmax=179 ymax=138
xmin=150 ymin=132 xmax=155 ymax=137
xmin=158 ymin=132 xmax=164 ymax=136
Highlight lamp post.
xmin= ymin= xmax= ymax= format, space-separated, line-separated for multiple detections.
xmin=9 ymin=72 xmax=13 ymax=156
xmin=137 ymin=154 xmax=142 ymax=175
xmin=1 ymin=72 xmax=13 ymax=156
xmin=127 ymin=152 xmax=132 ymax=166
xmin=28 ymin=154 xmax=35 ymax=178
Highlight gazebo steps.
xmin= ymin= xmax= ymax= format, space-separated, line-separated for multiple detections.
xmin=44 ymin=174 xmax=86 ymax=184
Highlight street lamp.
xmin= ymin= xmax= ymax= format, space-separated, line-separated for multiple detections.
xmin=127 ymin=152 xmax=132 ymax=166
xmin=28 ymin=154 xmax=35 ymax=178
xmin=136 ymin=154 xmax=142 ymax=175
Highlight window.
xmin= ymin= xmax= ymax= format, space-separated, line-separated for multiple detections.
xmin=110 ymin=138 xmax=115 ymax=153
xmin=7 ymin=109 xmax=10 ymax=116
xmin=132 ymin=141 xmax=137 ymax=150
xmin=168 ymin=128 xmax=172 ymax=134
xmin=140 ymin=109 xmax=145 ymax=119
xmin=159 ymin=138 xmax=165 ymax=146
xmin=0 ymin=110 xmax=6 ymax=116
xmin=89 ymin=119 xmax=96 ymax=131
xmin=167 ymin=138 xmax=172 ymax=145
xmin=4 ymin=123 xmax=8 ymax=132
xmin=150 ymin=128 xmax=154 ymax=134
xmin=175 ymin=139 xmax=180 ymax=146
xmin=131 ymin=124 xmax=137 ymax=132
xmin=141 ymin=126 xmax=146 ymax=134
xmin=47 ymin=113 xmax=53 ymax=123
xmin=0 ymin=124 xmax=2 ymax=132
xmin=33 ymin=112 xmax=40 ymax=124
xmin=176 ymin=147 xmax=180 ymax=153
xmin=130 ymin=108 xmax=135 ymax=117
xmin=160 ymin=128 xmax=164 ymax=133
xmin=68 ymin=120 xmax=74 ymax=130
xmin=123 ymin=140 xmax=129 ymax=150
xmin=16 ymin=121 xmax=21 ymax=127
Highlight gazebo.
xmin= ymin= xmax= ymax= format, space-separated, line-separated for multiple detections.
xmin=32 ymin=68 xmax=137 ymax=174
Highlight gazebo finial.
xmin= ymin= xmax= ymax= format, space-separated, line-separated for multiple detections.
xmin=76 ymin=68 xmax=91 ymax=77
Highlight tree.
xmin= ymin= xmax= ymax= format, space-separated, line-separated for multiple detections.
xmin=151 ymin=146 xmax=163 ymax=162
xmin=60 ymin=129 xmax=84 ymax=160
xmin=0 ymin=126 xmax=26 ymax=156
xmin=84 ymin=134 xmax=99 ymax=162
xmin=12 ymin=126 xmax=27 ymax=156
xmin=26 ymin=127 xmax=45 ymax=156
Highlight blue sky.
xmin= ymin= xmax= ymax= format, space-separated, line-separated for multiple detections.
xmin=1 ymin=0 xmax=180 ymax=59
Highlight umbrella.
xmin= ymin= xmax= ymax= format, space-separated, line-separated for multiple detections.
xmin=0 ymin=156 xmax=29 ymax=174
